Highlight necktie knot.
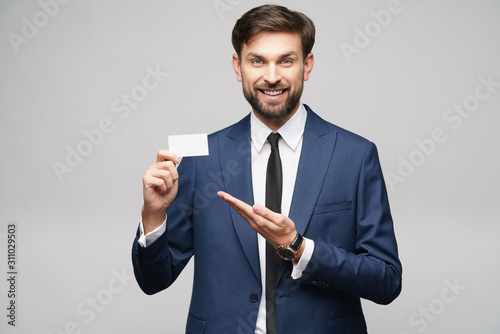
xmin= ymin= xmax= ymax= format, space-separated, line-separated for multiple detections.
xmin=267 ymin=132 xmax=281 ymax=149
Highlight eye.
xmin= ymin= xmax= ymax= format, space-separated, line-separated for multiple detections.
xmin=281 ymin=59 xmax=293 ymax=65
xmin=251 ymin=59 xmax=263 ymax=65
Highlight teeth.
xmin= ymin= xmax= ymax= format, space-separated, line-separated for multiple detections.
xmin=263 ymin=90 xmax=283 ymax=96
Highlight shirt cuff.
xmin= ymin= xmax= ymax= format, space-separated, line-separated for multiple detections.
xmin=291 ymin=237 xmax=314 ymax=279
xmin=138 ymin=218 xmax=167 ymax=248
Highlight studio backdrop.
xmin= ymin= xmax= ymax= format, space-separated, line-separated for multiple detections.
xmin=1 ymin=0 xmax=499 ymax=333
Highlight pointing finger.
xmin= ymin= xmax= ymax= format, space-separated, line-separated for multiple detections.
xmin=217 ymin=191 xmax=252 ymax=214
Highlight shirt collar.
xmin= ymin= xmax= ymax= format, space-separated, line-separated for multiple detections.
xmin=251 ymin=103 xmax=307 ymax=153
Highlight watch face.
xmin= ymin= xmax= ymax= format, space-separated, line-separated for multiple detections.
xmin=277 ymin=247 xmax=295 ymax=261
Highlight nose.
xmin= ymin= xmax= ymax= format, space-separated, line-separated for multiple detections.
xmin=263 ymin=63 xmax=282 ymax=85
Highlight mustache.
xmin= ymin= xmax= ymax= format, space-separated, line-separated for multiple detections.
xmin=254 ymin=83 xmax=290 ymax=90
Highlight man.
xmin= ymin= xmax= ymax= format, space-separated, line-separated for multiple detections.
xmin=132 ymin=4 xmax=402 ymax=333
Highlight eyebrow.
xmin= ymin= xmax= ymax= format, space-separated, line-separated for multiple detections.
xmin=245 ymin=51 xmax=299 ymax=60
xmin=281 ymin=51 xmax=299 ymax=58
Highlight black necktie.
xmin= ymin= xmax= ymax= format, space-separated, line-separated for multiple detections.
xmin=265 ymin=132 xmax=282 ymax=334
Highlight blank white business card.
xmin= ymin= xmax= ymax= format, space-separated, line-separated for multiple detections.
xmin=168 ymin=133 xmax=209 ymax=157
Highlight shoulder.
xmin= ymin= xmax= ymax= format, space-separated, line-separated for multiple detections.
xmin=304 ymin=104 xmax=374 ymax=150
xmin=208 ymin=114 xmax=251 ymax=141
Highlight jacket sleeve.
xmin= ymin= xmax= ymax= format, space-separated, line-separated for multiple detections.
xmin=299 ymin=143 xmax=402 ymax=304
xmin=131 ymin=157 xmax=196 ymax=295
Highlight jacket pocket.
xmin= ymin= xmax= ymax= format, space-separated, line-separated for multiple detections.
xmin=328 ymin=313 xmax=367 ymax=334
xmin=186 ymin=313 xmax=206 ymax=334
xmin=313 ymin=200 xmax=352 ymax=215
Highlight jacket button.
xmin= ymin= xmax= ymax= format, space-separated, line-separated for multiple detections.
xmin=249 ymin=294 xmax=259 ymax=303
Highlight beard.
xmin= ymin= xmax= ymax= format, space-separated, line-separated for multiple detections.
xmin=242 ymin=79 xmax=304 ymax=120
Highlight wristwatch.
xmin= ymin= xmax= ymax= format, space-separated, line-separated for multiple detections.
xmin=276 ymin=233 xmax=304 ymax=261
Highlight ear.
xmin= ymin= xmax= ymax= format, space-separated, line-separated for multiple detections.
xmin=232 ymin=53 xmax=243 ymax=82
xmin=303 ymin=52 xmax=314 ymax=81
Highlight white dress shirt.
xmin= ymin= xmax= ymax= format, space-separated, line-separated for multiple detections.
xmin=250 ymin=104 xmax=314 ymax=333
xmin=138 ymin=104 xmax=315 ymax=334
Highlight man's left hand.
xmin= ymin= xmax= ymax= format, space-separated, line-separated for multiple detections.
xmin=217 ymin=191 xmax=299 ymax=251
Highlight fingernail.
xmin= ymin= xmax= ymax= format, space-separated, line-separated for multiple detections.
xmin=253 ymin=204 xmax=262 ymax=213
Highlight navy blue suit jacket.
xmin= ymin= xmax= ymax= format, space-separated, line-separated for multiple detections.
xmin=132 ymin=105 xmax=402 ymax=333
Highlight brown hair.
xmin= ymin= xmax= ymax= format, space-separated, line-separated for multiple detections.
xmin=231 ymin=4 xmax=315 ymax=60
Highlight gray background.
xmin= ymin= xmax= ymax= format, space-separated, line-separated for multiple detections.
xmin=1 ymin=0 xmax=499 ymax=333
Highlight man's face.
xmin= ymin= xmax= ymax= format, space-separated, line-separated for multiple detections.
xmin=232 ymin=32 xmax=314 ymax=123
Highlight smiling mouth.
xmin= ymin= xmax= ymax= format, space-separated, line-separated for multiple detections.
xmin=260 ymin=89 xmax=286 ymax=96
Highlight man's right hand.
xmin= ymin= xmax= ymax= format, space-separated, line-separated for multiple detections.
xmin=142 ymin=150 xmax=180 ymax=234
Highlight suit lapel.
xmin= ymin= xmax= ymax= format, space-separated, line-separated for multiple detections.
xmin=218 ymin=115 xmax=261 ymax=283
xmin=289 ymin=107 xmax=337 ymax=233
xmin=280 ymin=107 xmax=338 ymax=278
